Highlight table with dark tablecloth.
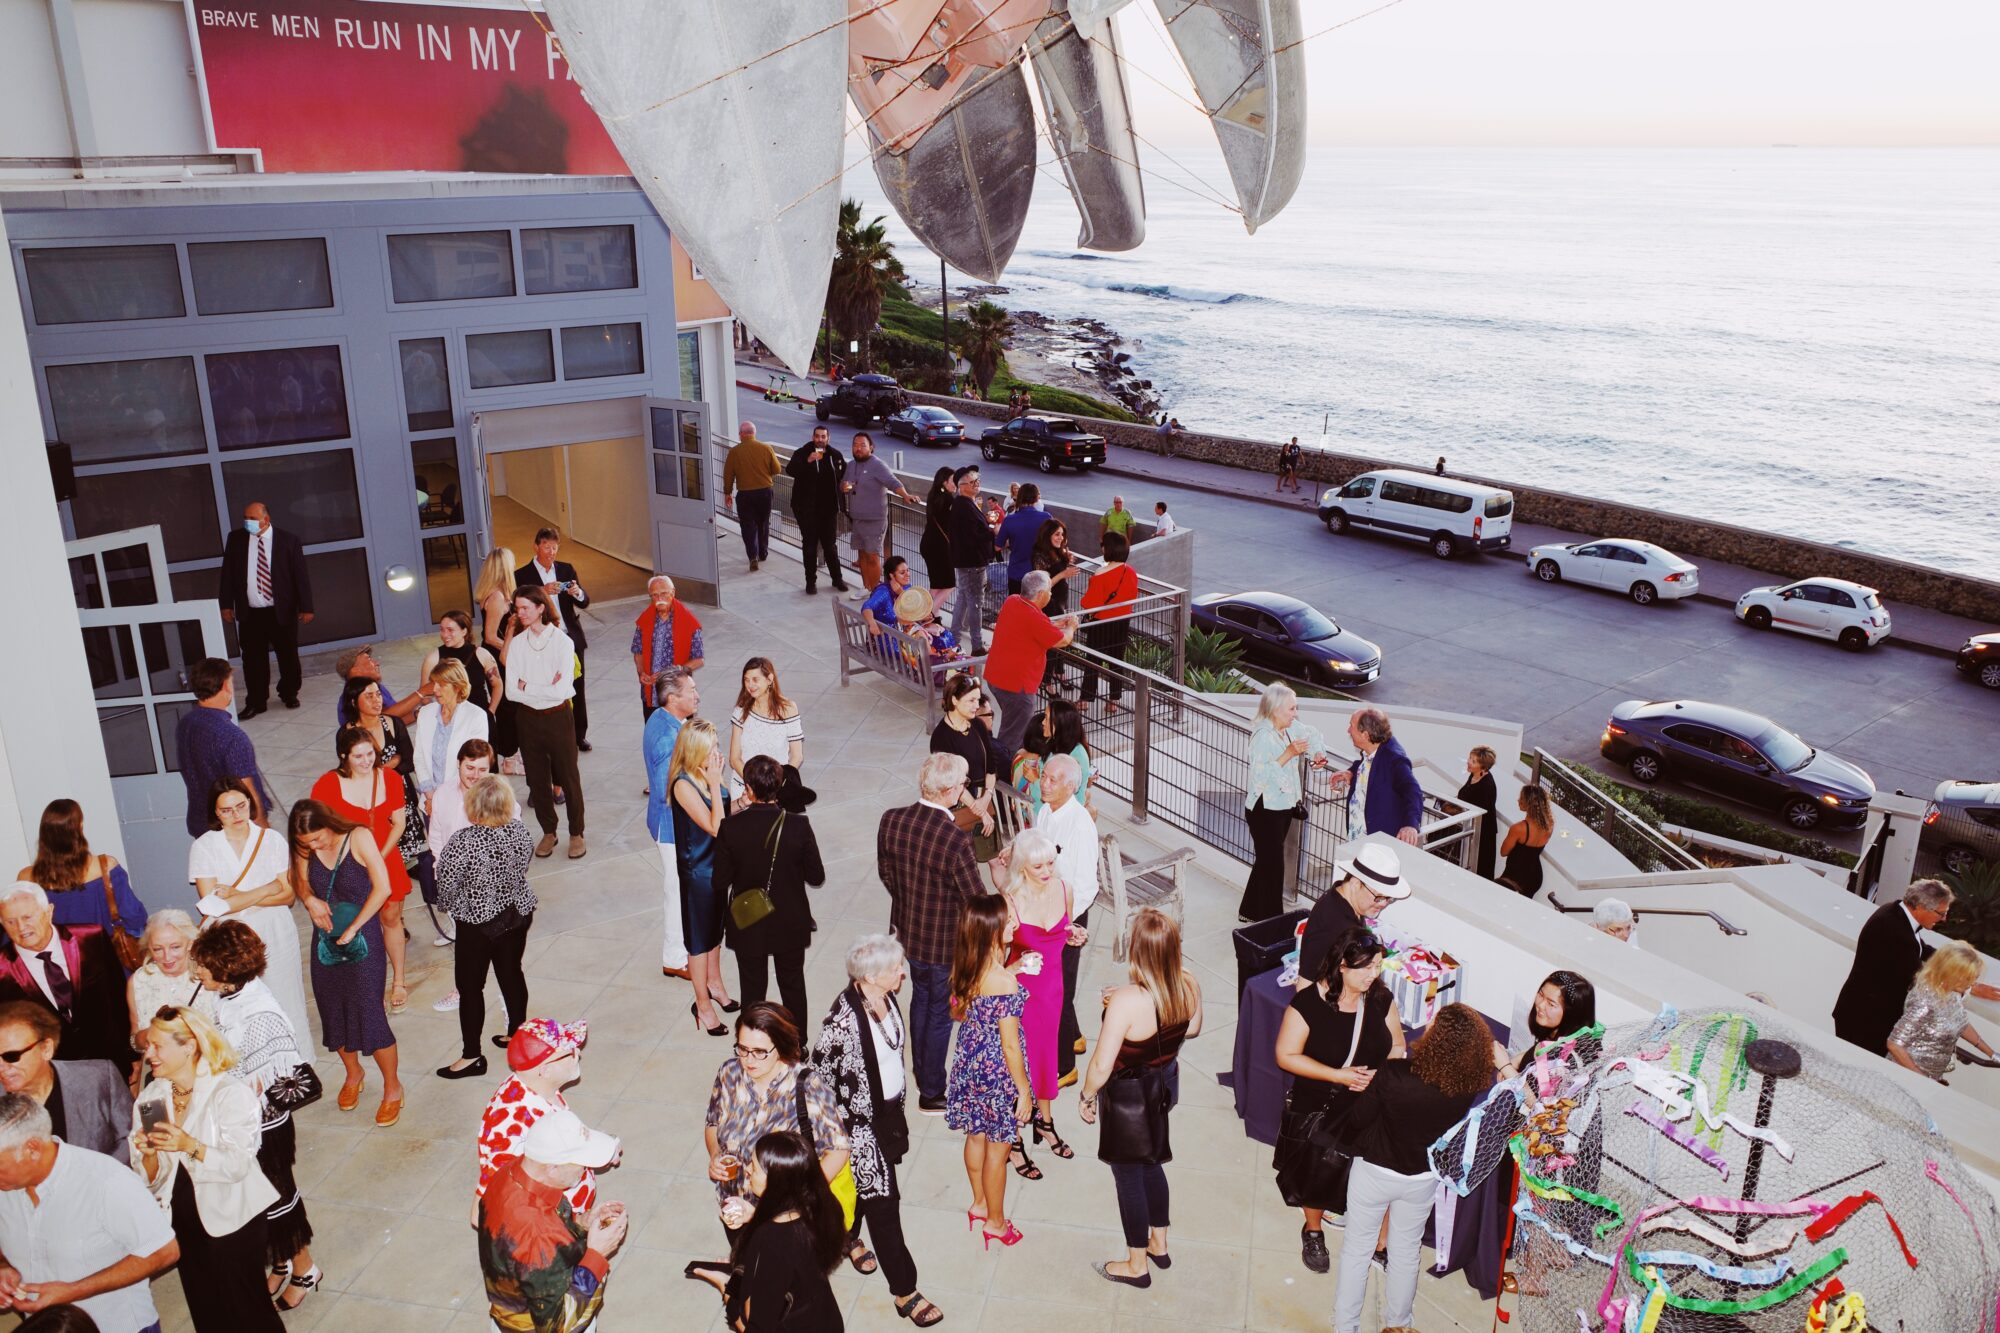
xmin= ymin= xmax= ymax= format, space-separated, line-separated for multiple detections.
xmin=1218 ymin=966 xmax=1514 ymax=1300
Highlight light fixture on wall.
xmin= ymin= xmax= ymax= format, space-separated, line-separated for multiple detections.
xmin=384 ymin=564 xmax=416 ymax=593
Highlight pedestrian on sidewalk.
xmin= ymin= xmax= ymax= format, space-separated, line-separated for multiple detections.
xmin=948 ymin=465 xmax=998 ymax=654
xmin=842 ymin=432 xmax=914 ymax=596
xmin=722 ymin=420 xmax=780 ymax=571
xmin=1279 ymin=438 xmax=1304 ymax=493
xmin=786 ymin=426 xmax=849 ymax=595
xmin=921 ymin=468 xmax=959 ymax=619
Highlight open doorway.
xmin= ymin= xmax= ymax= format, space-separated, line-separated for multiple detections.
xmin=483 ymin=439 xmax=653 ymax=604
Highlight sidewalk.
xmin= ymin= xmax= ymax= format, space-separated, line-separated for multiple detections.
xmin=734 ymin=358 xmax=1986 ymax=657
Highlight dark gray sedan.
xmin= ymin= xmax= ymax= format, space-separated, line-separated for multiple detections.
xmin=1599 ymin=698 xmax=1874 ymax=830
xmin=1191 ymin=591 xmax=1382 ymax=688
xmin=884 ymin=406 xmax=965 ymax=446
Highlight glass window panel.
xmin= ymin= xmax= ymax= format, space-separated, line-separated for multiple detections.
xmin=71 ymin=556 xmax=104 ymax=611
xmin=560 ymin=323 xmax=643 ymax=380
xmin=521 ymin=225 xmax=636 ymax=294
xmin=139 ymin=620 xmax=206 ymax=695
xmin=680 ymin=456 xmax=702 ymax=499
xmin=188 ymin=238 xmax=333 ymax=315
xmin=679 ymin=413 xmax=702 ymax=455
xmin=169 ymin=568 xmax=219 ymax=607
xmin=157 ymin=700 xmax=196 ymax=773
xmin=388 ymin=231 xmax=514 ymax=302
xmin=423 ymin=534 xmax=472 ymax=622
xmin=23 ymin=245 xmax=185 ymax=324
xmin=299 ymin=547 xmax=375 ymax=646
xmin=678 ymin=330 xmax=702 ymax=401
xmin=648 ymin=405 xmax=676 ymax=452
xmin=99 ymin=706 xmax=156 ymax=777
xmin=47 ymin=357 xmax=206 ymax=464
xmin=103 ymin=544 xmax=159 ymax=607
xmin=652 ymin=452 xmax=682 ymax=498
xmin=84 ymin=625 xmax=142 ymax=699
xmin=221 ymin=449 xmax=362 ymax=545
xmin=413 ymin=437 xmax=463 ymax=529
xmin=400 ymin=338 xmax=453 ymax=432
xmin=207 ymin=345 xmax=350 ymax=450
xmin=71 ymin=465 xmax=222 ymax=563
xmin=466 ymin=329 xmax=554 ymax=389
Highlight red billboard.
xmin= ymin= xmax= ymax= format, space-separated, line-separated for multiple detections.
xmin=192 ymin=0 xmax=627 ymax=174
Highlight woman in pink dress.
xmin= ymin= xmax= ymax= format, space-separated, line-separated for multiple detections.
xmin=1000 ymin=828 xmax=1074 ymax=1177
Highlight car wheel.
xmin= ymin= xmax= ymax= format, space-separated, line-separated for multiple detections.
xmin=1981 ymin=661 xmax=2000 ymax=690
xmin=1839 ymin=627 xmax=1868 ymax=652
xmin=814 ymin=402 xmax=830 ymax=422
xmin=1630 ymin=581 xmax=1656 ymax=606
xmin=1535 ymin=559 xmax=1561 ymax=583
xmin=1627 ymin=751 xmax=1663 ymax=783
xmin=981 ymin=440 xmax=998 ymax=461
xmin=1326 ymin=508 xmax=1350 ymax=534
xmin=1942 ymin=844 xmax=1979 ymax=876
xmin=1745 ymin=606 xmax=1772 ymax=630
xmin=1037 ymin=452 xmax=1057 ymax=474
xmin=1781 ymin=797 xmax=1822 ymax=830
xmin=1430 ymin=532 xmax=1458 ymax=559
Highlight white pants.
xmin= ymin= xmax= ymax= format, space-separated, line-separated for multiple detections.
xmin=659 ymin=842 xmax=688 ymax=969
xmin=1333 ymin=1158 xmax=1438 ymax=1333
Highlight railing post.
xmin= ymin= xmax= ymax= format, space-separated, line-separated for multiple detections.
xmin=1172 ymin=589 xmax=1188 ymax=686
xmin=1130 ymin=672 xmax=1152 ymax=823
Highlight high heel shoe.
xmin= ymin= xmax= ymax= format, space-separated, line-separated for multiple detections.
xmin=275 ymin=1263 xmax=322 ymax=1311
xmin=709 ymin=993 xmax=741 ymax=1014
xmin=966 ymin=1208 xmax=987 ymax=1232
xmin=1009 ymin=1140 xmax=1042 ymax=1181
xmin=981 ymin=1221 xmax=1025 ymax=1249
xmin=1032 ymin=1114 xmax=1074 ymax=1160
xmin=690 ymin=1001 xmax=728 ymax=1037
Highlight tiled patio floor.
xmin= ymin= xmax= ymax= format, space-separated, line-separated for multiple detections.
xmin=145 ymin=563 xmax=1503 ymax=1332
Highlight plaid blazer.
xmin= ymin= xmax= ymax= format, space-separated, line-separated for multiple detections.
xmin=876 ymin=802 xmax=984 ymax=966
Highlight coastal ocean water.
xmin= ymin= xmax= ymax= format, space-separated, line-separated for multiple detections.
xmin=842 ymin=147 xmax=2000 ymax=577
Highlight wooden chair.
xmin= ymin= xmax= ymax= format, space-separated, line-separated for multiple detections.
xmin=1099 ymin=832 xmax=1197 ymax=961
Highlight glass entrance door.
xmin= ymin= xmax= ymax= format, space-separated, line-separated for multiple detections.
xmin=644 ymin=397 xmax=719 ymax=605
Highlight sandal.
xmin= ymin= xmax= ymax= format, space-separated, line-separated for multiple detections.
xmin=389 ymin=984 xmax=409 ymax=1014
xmin=1032 ymin=1114 xmax=1074 ymax=1160
xmin=895 ymin=1292 xmax=944 ymax=1326
xmin=846 ymin=1239 xmax=879 ymax=1275
xmin=267 ymin=1261 xmax=291 ymax=1297
xmin=275 ymin=1264 xmax=321 ymax=1311
xmin=1009 ymin=1142 xmax=1042 ymax=1181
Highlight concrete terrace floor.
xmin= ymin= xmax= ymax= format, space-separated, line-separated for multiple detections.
xmin=147 ymin=566 xmax=1506 ymax=1333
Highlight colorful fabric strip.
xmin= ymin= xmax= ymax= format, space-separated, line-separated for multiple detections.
xmin=1624 ymin=1102 xmax=1729 ymax=1178
xmin=1627 ymin=1246 xmax=1791 ymax=1285
xmin=1803 ymin=1191 xmax=1919 ymax=1269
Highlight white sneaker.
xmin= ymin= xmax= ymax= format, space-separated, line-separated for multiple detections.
xmin=847 ymin=588 xmax=868 ymax=601
xmin=433 ymin=932 xmax=453 ymax=947
xmin=432 ymin=991 xmax=461 ymax=1012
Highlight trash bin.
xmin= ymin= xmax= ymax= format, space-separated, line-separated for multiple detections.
xmin=1233 ymin=909 xmax=1309 ymax=1002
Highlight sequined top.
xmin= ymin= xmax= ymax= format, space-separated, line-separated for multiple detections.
xmin=1888 ymin=982 xmax=1967 ymax=1078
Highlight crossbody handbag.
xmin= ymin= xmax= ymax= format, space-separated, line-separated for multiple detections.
xmin=1275 ymin=990 xmax=1368 ymax=1204
xmin=99 ymin=862 xmax=146 ymax=973
xmin=728 ymin=812 xmax=784 ymax=932
xmin=792 ymin=1072 xmax=859 ymax=1229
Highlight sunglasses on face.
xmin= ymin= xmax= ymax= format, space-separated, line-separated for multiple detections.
xmin=0 ymin=1044 xmax=44 ymax=1064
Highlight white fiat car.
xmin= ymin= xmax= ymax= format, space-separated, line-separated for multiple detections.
xmin=1526 ymin=539 xmax=1699 ymax=605
xmin=1735 ymin=577 xmax=1891 ymax=650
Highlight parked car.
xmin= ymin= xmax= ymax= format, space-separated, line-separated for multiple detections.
xmin=979 ymin=415 xmax=1107 ymax=472
xmin=1922 ymin=780 xmax=2000 ymax=876
xmin=1734 ymin=577 xmax=1890 ymax=650
xmin=1526 ymin=539 xmax=1699 ymax=605
xmin=1190 ymin=591 xmax=1382 ymax=687
xmin=884 ymin=405 xmax=965 ymax=446
xmin=815 ymin=372 xmax=908 ymax=424
xmin=1599 ymin=698 xmax=1874 ymax=830
xmin=1957 ymin=632 xmax=2000 ymax=690
xmin=1318 ymin=469 xmax=1514 ymax=559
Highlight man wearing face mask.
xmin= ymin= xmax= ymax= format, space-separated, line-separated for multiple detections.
xmin=216 ymin=502 xmax=314 ymax=720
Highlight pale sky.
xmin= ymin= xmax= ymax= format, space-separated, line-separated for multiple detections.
xmin=1103 ymin=0 xmax=2000 ymax=146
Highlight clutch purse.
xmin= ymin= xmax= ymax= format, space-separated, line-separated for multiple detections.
xmin=314 ymin=900 xmax=369 ymax=967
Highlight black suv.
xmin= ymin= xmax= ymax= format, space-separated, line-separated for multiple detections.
xmin=1599 ymin=699 xmax=1874 ymax=830
xmin=815 ymin=373 xmax=908 ymax=425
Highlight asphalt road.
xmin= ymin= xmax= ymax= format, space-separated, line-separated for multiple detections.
xmin=734 ymin=382 xmax=1996 ymax=851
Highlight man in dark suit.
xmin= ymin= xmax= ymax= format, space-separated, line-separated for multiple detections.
xmin=784 ymin=425 xmax=848 ymax=595
xmin=217 ymin=501 xmax=313 ymax=719
xmin=876 ymin=753 xmax=985 ymax=1113
xmin=1331 ymin=707 xmax=1426 ymax=845
xmin=516 ymin=527 xmax=593 ymax=751
xmin=1832 ymin=879 xmax=2000 ymax=1057
xmin=0 ymin=1000 xmax=132 ymax=1162
xmin=0 ymin=886 xmax=132 ymax=1074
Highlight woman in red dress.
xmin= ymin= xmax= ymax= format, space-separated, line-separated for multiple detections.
xmin=312 ymin=726 xmax=414 ymax=1012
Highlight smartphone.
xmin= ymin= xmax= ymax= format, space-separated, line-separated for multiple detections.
xmin=138 ymin=1098 xmax=170 ymax=1133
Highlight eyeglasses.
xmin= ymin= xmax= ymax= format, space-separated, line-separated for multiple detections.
xmin=0 ymin=1044 xmax=43 ymax=1064
xmin=733 ymin=1044 xmax=777 ymax=1061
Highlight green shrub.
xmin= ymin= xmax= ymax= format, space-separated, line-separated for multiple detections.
xmin=871 ymin=327 xmax=949 ymax=371
xmin=1564 ymin=764 xmax=1857 ymax=869
xmin=1940 ymin=861 xmax=2000 ymax=959
xmin=985 ymin=369 xmax=1136 ymax=423
xmin=1186 ymin=666 xmax=1252 ymax=694
xmin=1123 ymin=637 xmax=1176 ymax=677
xmin=1184 ymin=624 xmax=1245 ymax=676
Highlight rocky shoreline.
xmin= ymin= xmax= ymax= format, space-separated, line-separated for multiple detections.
xmin=905 ymin=281 xmax=1162 ymax=419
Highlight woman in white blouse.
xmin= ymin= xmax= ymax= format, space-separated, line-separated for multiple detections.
xmin=411 ymin=659 xmax=490 ymax=945
xmin=127 ymin=909 xmax=217 ymax=1044
xmin=1240 ymin=683 xmax=1330 ymax=923
xmin=729 ymin=656 xmax=813 ymax=811
xmin=131 ymin=1005 xmax=282 ymax=1333
xmin=189 ymin=777 xmax=309 ymax=1043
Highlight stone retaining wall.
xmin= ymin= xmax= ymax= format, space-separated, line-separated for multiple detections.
xmin=909 ymin=390 xmax=2000 ymax=624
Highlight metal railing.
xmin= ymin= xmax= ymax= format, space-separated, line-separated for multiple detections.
xmin=1546 ymin=892 xmax=1746 ymax=937
xmin=1530 ymin=748 xmax=1705 ymax=873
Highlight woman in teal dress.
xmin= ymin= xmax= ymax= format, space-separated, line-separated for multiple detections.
xmin=671 ymin=718 xmax=736 ymax=1034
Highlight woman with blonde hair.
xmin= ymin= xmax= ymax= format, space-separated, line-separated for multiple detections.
xmin=1496 ymin=782 xmax=1554 ymax=898
xmin=131 ymin=1004 xmax=283 ymax=1332
xmin=1888 ymin=940 xmax=1996 ymax=1081
xmin=434 ymin=774 xmax=538 ymax=1079
xmin=474 ymin=546 xmax=524 ymax=772
xmin=1241 ymin=681 xmax=1330 ymax=920
xmin=672 ymin=717 xmax=734 ymax=1033
xmin=997 ymin=828 xmax=1073 ymax=1168
xmin=1078 ymin=908 xmax=1203 ymax=1287
xmin=127 ymin=908 xmax=217 ymax=1042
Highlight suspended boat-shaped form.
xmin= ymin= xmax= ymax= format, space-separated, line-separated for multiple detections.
xmin=1152 ymin=0 xmax=1306 ymax=231
xmin=540 ymin=0 xmax=846 ymax=374
xmin=1031 ymin=2 xmax=1146 ymax=251
xmin=1067 ymin=0 xmax=1134 ymax=39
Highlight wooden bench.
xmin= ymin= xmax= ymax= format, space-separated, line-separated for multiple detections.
xmin=833 ymin=599 xmax=986 ymax=713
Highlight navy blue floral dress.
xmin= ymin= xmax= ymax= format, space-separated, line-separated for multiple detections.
xmin=947 ymin=990 xmax=1029 ymax=1143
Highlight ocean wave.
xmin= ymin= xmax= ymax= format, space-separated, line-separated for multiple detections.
xmin=1105 ymin=281 xmax=1262 ymax=304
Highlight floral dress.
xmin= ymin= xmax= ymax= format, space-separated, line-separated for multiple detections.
xmin=947 ymin=990 xmax=1029 ymax=1143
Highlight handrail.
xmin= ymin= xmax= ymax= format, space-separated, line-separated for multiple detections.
xmin=1531 ymin=747 xmax=1705 ymax=873
xmin=1545 ymin=891 xmax=1746 ymax=937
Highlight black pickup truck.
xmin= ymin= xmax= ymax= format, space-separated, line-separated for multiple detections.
xmin=978 ymin=415 xmax=1108 ymax=473
xmin=815 ymin=373 xmax=908 ymax=425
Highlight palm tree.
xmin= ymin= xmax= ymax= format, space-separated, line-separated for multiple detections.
xmin=961 ymin=300 xmax=1014 ymax=399
xmin=827 ymin=199 xmax=904 ymax=372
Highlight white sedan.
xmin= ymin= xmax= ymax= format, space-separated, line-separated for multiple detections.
xmin=1526 ymin=539 xmax=1700 ymax=605
xmin=1735 ymin=577 xmax=1891 ymax=650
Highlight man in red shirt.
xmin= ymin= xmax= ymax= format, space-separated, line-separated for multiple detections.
xmin=985 ymin=569 xmax=1078 ymax=759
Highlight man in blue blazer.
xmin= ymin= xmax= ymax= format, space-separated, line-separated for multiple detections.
xmin=1332 ymin=708 xmax=1426 ymax=845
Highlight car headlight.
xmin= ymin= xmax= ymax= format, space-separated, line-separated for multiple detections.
xmin=1327 ymin=660 xmax=1356 ymax=671
xmin=1821 ymin=793 xmax=1841 ymax=806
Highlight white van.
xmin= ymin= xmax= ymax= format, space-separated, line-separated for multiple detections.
xmin=1317 ymin=469 xmax=1515 ymax=558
